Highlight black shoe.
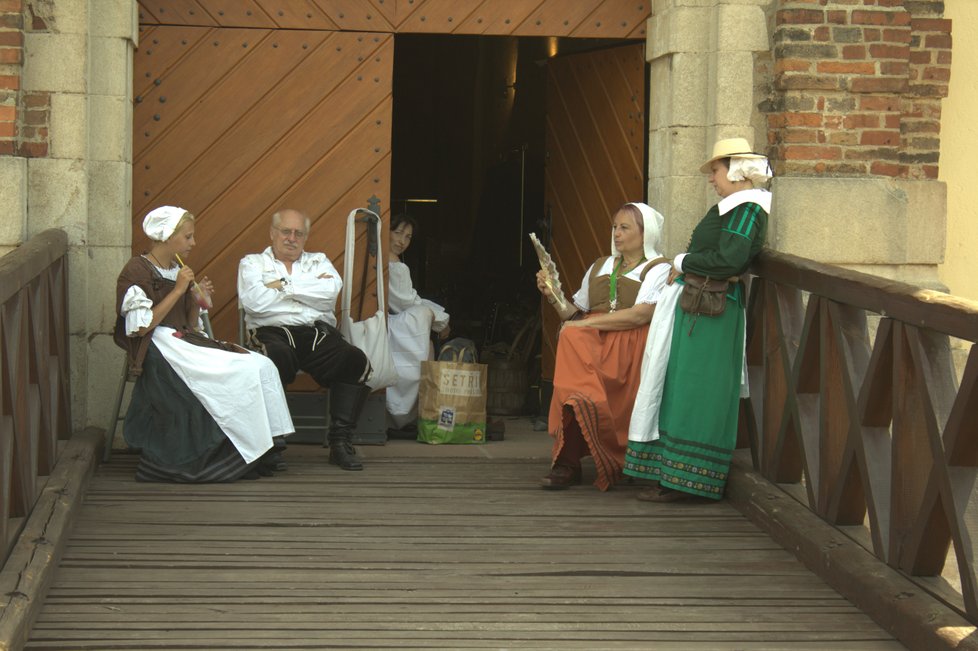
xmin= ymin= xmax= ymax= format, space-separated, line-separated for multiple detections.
xmin=328 ymin=440 xmax=363 ymax=471
xmin=242 ymin=469 xmax=262 ymax=480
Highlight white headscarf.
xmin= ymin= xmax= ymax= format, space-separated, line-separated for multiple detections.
xmin=610 ymin=202 xmax=665 ymax=261
xmin=142 ymin=205 xmax=189 ymax=242
xmin=727 ymin=157 xmax=772 ymax=186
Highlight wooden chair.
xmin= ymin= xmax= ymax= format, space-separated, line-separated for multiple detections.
xmin=105 ymin=313 xmax=215 ymax=461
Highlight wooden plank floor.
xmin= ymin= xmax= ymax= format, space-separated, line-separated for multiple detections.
xmin=26 ymin=427 xmax=904 ymax=650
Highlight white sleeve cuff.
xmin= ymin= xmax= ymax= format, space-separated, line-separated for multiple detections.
xmin=673 ymin=253 xmax=688 ymax=273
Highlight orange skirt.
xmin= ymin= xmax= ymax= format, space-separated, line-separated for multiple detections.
xmin=548 ymin=322 xmax=650 ymax=490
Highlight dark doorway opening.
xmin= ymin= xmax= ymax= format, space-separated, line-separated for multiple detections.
xmin=390 ymin=34 xmax=647 ymax=417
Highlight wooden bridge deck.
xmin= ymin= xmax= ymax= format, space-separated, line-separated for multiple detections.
xmin=24 ymin=424 xmax=904 ymax=650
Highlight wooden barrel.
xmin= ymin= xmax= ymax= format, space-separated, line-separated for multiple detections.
xmin=486 ymin=358 xmax=528 ymax=415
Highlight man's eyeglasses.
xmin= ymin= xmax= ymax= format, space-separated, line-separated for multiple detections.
xmin=274 ymin=227 xmax=307 ymax=238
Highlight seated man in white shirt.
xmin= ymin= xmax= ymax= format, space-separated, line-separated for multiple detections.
xmin=238 ymin=208 xmax=370 ymax=471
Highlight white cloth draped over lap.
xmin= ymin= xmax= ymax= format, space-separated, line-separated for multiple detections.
xmin=627 ymin=281 xmax=681 ymax=443
xmin=386 ymin=261 xmax=449 ymax=427
xmin=121 ymin=265 xmax=294 ymax=464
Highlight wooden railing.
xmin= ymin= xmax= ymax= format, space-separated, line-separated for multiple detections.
xmin=743 ymin=249 xmax=978 ymax=621
xmin=0 ymin=230 xmax=71 ymax=566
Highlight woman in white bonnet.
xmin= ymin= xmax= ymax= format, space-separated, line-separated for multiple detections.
xmin=536 ymin=203 xmax=671 ymax=491
xmin=113 ymin=206 xmax=294 ymax=482
xmin=624 ymin=137 xmax=772 ymax=501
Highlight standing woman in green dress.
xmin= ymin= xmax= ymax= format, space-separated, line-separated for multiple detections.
xmin=623 ymin=137 xmax=772 ymax=501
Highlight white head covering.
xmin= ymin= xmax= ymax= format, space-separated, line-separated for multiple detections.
xmin=611 ymin=202 xmax=665 ymax=261
xmin=142 ymin=205 xmax=189 ymax=242
xmin=727 ymin=157 xmax=773 ymax=186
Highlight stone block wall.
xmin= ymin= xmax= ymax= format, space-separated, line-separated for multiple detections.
xmin=767 ymin=0 xmax=951 ymax=180
xmin=1 ymin=0 xmax=137 ymax=431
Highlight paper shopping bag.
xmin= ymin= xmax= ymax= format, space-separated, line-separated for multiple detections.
xmin=417 ymin=360 xmax=488 ymax=444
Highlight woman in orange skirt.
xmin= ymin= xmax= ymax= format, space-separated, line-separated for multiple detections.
xmin=537 ymin=203 xmax=671 ymax=491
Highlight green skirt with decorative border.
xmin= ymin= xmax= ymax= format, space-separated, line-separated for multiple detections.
xmin=624 ymin=286 xmax=745 ymax=499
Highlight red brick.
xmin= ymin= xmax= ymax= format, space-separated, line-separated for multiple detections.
xmin=880 ymin=61 xmax=908 ymax=76
xmin=851 ymin=76 xmax=907 ymax=93
xmin=813 ymin=25 xmax=830 ymax=41
xmin=0 ymin=104 xmax=13 ymax=120
xmin=783 ymin=145 xmax=842 ymax=160
xmin=777 ymin=9 xmax=825 ymax=25
xmin=864 ymin=28 xmax=881 ymax=42
xmin=0 ymin=0 xmax=24 ymax=11
xmin=0 ymin=30 xmax=22 ymax=47
xmin=775 ymin=58 xmax=811 ymax=74
xmin=912 ymin=18 xmax=951 ymax=33
xmin=826 ymin=131 xmax=860 ymax=146
xmin=877 ymin=0 xmax=905 ymax=7
xmin=843 ymin=114 xmax=880 ymax=129
xmin=937 ymin=51 xmax=951 ymax=65
xmin=22 ymin=92 xmax=49 ymax=108
xmin=827 ymin=10 xmax=847 ymax=25
xmin=851 ymin=10 xmax=910 ymax=27
xmin=783 ymin=129 xmax=822 ymax=144
xmin=868 ymin=44 xmax=909 ymax=59
xmin=818 ymin=61 xmax=876 ymax=74
xmin=0 ymin=74 xmax=18 ymax=90
xmin=0 ymin=13 xmax=22 ymax=29
xmin=922 ymin=67 xmax=950 ymax=82
xmin=881 ymin=28 xmax=911 ymax=44
xmin=870 ymin=161 xmax=906 ymax=177
xmin=823 ymin=115 xmax=844 ymax=129
xmin=0 ymin=139 xmax=14 ymax=155
xmin=18 ymin=140 xmax=47 ymax=157
xmin=0 ymin=120 xmax=15 ymax=137
xmin=921 ymin=165 xmax=938 ymax=179
xmin=0 ymin=47 xmax=21 ymax=64
xmin=786 ymin=112 xmax=823 ymax=127
xmin=925 ymin=34 xmax=952 ymax=49
xmin=843 ymin=45 xmax=866 ymax=59
xmin=859 ymin=95 xmax=901 ymax=111
xmin=860 ymin=130 xmax=900 ymax=146
xmin=884 ymin=114 xmax=901 ymax=129
xmin=909 ymin=50 xmax=931 ymax=65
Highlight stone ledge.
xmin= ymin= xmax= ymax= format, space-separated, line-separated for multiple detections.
xmin=0 ymin=428 xmax=103 ymax=651
xmin=727 ymin=461 xmax=978 ymax=651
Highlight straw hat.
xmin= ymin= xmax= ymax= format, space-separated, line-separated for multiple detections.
xmin=700 ymin=137 xmax=766 ymax=174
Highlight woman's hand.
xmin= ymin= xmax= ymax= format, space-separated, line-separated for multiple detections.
xmin=535 ymin=269 xmax=550 ymax=294
xmin=175 ymin=265 xmax=195 ymax=293
xmin=198 ymin=276 xmax=215 ymax=297
xmin=438 ymin=324 xmax=451 ymax=340
xmin=667 ymin=268 xmax=682 ymax=285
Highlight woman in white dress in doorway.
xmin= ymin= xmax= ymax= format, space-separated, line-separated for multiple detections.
xmin=386 ymin=214 xmax=451 ymax=430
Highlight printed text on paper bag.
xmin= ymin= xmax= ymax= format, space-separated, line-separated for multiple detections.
xmin=438 ymin=368 xmax=482 ymax=397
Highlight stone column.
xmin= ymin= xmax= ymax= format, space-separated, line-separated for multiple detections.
xmin=20 ymin=0 xmax=137 ymax=429
xmin=647 ymin=0 xmax=774 ymax=256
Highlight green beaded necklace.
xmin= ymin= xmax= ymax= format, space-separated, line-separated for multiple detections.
xmin=609 ymin=256 xmax=645 ymax=312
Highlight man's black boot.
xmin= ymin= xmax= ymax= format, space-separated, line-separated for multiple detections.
xmin=327 ymin=382 xmax=369 ymax=471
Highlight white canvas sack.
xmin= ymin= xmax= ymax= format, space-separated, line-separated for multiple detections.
xmin=340 ymin=208 xmax=398 ymax=390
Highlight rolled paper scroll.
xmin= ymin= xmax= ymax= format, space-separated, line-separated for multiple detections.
xmin=529 ymin=233 xmax=567 ymax=311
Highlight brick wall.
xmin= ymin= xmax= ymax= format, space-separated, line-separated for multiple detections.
xmin=767 ymin=0 xmax=950 ymax=180
xmin=0 ymin=0 xmax=49 ymax=158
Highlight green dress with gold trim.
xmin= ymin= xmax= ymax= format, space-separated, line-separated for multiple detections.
xmin=623 ymin=190 xmax=768 ymax=498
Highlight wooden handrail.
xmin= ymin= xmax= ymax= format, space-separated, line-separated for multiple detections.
xmin=745 ymin=247 xmax=978 ymax=623
xmin=754 ymin=249 xmax=978 ymax=342
xmin=0 ymin=229 xmax=68 ymax=304
xmin=0 ymin=229 xmax=72 ymax=566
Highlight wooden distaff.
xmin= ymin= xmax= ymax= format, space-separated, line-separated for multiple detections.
xmin=529 ymin=233 xmax=567 ymax=310
xmin=174 ymin=254 xmax=212 ymax=310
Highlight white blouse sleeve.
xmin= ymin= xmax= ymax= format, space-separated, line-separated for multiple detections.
xmin=121 ymin=285 xmax=154 ymax=336
xmin=635 ymin=262 xmax=672 ymax=305
xmin=572 ymin=263 xmax=595 ymax=312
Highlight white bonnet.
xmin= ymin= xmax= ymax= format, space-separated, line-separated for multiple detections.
xmin=143 ymin=205 xmax=190 ymax=242
xmin=611 ymin=202 xmax=665 ymax=261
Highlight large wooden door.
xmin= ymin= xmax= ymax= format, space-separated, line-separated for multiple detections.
xmin=133 ymin=25 xmax=393 ymax=342
xmin=541 ymin=43 xmax=647 ymax=377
